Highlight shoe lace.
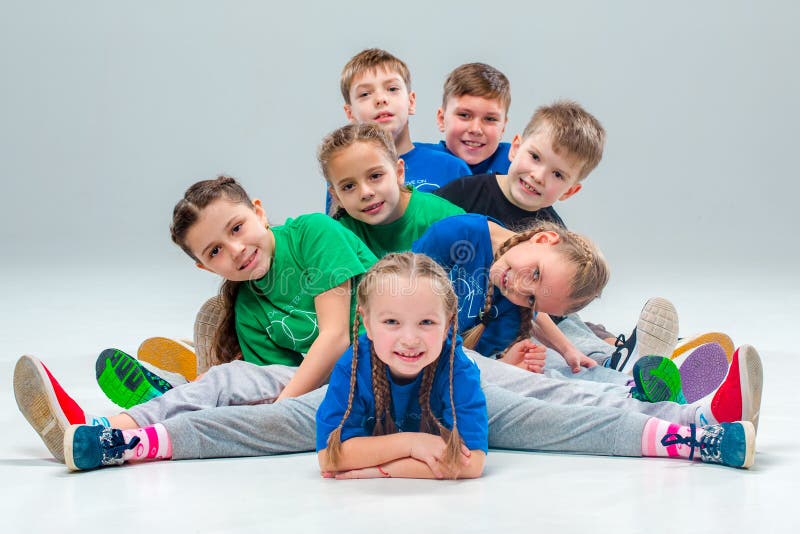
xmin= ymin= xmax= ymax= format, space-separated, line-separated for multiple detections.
xmin=100 ymin=428 xmax=142 ymax=465
xmin=661 ymin=424 xmax=723 ymax=463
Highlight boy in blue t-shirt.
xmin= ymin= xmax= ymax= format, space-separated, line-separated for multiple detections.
xmin=326 ymin=49 xmax=469 ymax=211
xmin=417 ymin=62 xmax=512 ymax=175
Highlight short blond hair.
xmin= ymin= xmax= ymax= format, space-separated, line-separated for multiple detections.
xmin=442 ymin=62 xmax=511 ymax=113
xmin=522 ymin=100 xmax=606 ymax=181
xmin=340 ymin=48 xmax=411 ymax=105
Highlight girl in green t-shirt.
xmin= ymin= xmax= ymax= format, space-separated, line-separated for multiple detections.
xmin=168 ymin=176 xmax=376 ymax=400
xmin=319 ymin=123 xmax=464 ymax=259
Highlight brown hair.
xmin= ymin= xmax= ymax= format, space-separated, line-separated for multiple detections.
xmin=170 ymin=175 xmax=255 ymax=364
xmin=462 ymin=221 xmax=609 ymax=354
xmin=442 ymin=62 xmax=511 ymax=113
xmin=325 ymin=252 xmax=466 ymax=478
xmin=521 ymin=100 xmax=606 ymax=181
xmin=318 ymin=123 xmax=402 ymax=217
xmin=340 ymin=48 xmax=411 ymax=105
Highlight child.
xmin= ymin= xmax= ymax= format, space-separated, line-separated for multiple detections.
xmin=14 ymin=216 xmax=760 ymax=470
xmin=316 ymin=252 xmax=487 ymax=480
xmin=320 ymin=122 xmax=465 ymax=258
xmin=417 ymin=62 xmax=512 ymax=175
xmin=435 ymin=100 xmax=601 ymax=230
xmin=325 ymin=48 xmax=470 ymax=211
xmin=96 ymin=176 xmax=377 ymax=406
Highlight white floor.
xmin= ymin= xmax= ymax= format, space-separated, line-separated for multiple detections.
xmin=1 ymin=267 xmax=798 ymax=533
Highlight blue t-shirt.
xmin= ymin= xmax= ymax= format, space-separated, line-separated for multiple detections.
xmin=324 ymin=144 xmax=471 ymax=212
xmin=402 ymin=144 xmax=471 ymax=193
xmin=412 ymin=213 xmax=521 ymax=357
xmin=415 ymin=141 xmax=512 ymax=176
xmin=316 ymin=333 xmax=488 ymax=453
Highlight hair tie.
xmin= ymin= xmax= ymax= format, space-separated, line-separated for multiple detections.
xmin=478 ymin=310 xmax=493 ymax=326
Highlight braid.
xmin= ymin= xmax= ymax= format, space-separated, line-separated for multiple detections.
xmin=212 ymin=280 xmax=244 ymax=364
xmin=371 ymin=348 xmax=397 ymax=435
xmin=324 ymin=315 xmax=362 ymax=468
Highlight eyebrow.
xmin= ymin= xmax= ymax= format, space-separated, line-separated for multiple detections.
xmin=199 ymin=216 xmax=238 ymax=258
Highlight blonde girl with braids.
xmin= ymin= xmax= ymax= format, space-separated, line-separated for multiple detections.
xmin=316 ymin=252 xmax=487 ymax=479
xmin=413 ymin=213 xmax=607 ymax=375
xmin=319 ymin=122 xmax=464 ymax=259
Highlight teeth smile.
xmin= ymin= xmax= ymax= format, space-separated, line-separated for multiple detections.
xmin=362 ymin=201 xmax=384 ymax=212
xmin=520 ymin=179 xmax=538 ymax=194
xmin=462 ymin=140 xmax=483 ymax=147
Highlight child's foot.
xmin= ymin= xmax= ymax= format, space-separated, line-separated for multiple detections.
xmin=631 ymin=356 xmax=686 ymax=403
xmin=698 ymin=345 xmax=763 ymax=431
xmin=672 ymin=331 xmax=734 ymax=363
xmin=95 ymin=348 xmax=173 ymax=409
xmin=13 ymin=355 xmax=86 ymax=461
xmin=662 ymin=421 xmax=756 ymax=468
xmin=137 ymin=337 xmax=198 ymax=381
xmin=64 ymin=425 xmax=140 ymax=471
xmin=605 ymin=297 xmax=679 ymax=373
xmin=677 ymin=343 xmax=729 ymax=403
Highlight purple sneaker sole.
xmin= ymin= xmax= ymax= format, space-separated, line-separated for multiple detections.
xmin=680 ymin=343 xmax=729 ymax=403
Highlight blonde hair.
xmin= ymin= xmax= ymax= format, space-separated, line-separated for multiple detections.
xmin=325 ymin=252 xmax=466 ymax=478
xmin=340 ymin=48 xmax=411 ymax=105
xmin=521 ymin=100 xmax=606 ymax=181
xmin=442 ymin=62 xmax=511 ymax=113
xmin=318 ymin=123 xmax=402 ymax=216
xmin=462 ymin=221 xmax=609 ymax=354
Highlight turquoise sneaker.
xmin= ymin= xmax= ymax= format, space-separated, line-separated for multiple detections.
xmin=65 ymin=424 xmax=140 ymax=471
xmin=661 ymin=421 xmax=756 ymax=468
xmin=631 ymin=355 xmax=687 ymax=404
xmin=95 ymin=348 xmax=173 ymax=409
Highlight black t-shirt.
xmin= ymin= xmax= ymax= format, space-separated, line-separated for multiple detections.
xmin=434 ymin=173 xmax=566 ymax=230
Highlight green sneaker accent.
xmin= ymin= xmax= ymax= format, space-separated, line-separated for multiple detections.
xmin=632 ymin=355 xmax=687 ymax=404
xmin=95 ymin=349 xmax=173 ymax=409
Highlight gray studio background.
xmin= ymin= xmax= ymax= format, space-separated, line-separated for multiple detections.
xmin=1 ymin=0 xmax=797 ymax=361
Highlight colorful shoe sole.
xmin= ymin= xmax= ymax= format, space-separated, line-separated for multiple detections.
xmin=633 ymin=355 xmax=686 ymax=404
xmin=635 ymin=297 xmax=679 ymax=358
xmin=672 ymin=332 xmax=734 ymax=363
xmin=138 ymin=336 xmax=198 ymax=381
xmin=711 ymin=345 xmax=763 ymax=432
xmin=96 ymin=348 xmax=173 ymax=409
xmin=193 ymin=295 xmax=224 ymax=373
xmin=679 ymin=343 xmax=729 ymax=403
xmin=13 ymin=355 xmax=70 ymax=462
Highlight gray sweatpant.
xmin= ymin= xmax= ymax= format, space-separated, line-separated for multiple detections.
xmin=125 ymin=355 xmax=696 ymax=460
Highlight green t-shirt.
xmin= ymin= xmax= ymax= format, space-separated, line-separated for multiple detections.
xmin=234 ymin=213 xmax=377 ymax=366
xmin=337 ymin=187 xmax=465 ymax=258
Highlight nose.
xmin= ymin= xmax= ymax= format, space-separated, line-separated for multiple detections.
xmin=374 ymin=89 xmax=388 ymax=106
xmin=467 ymin=117 xmax=483 ymax=135
xmin=399 ymin=326 xmax=421 ymax=345
xmin=360 ymin=184 xmax=375 ymax=200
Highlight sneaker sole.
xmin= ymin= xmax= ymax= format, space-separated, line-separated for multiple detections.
xmin=634 ymin=356 xmax=685 ymax=403
xmin=740 ymin=420 xmax=757 ymax=469
xmin=679 ymin=343 xmax=729 ymax=403
xmin=672 ymin=332 xmax=734 ymax=363
xmin=96 ymin=349 xmax=171 ymax=409
xmin=194 ymin=295 xmax=224 ymax=373
xmin=738 ymin=345 xmax=763 ymax=432
xmin=636 ymin=297 xmax=679 ymax=358
xmin=138 ymin=337 xmax=198 ymax=381
xmin=13 ymin=355 xmax=68 ymax=462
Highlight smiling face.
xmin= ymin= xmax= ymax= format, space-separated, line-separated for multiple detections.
xmin=488 ymin=231 xmax=577 ymax=316
xmin=344 ymin=67 xmax=416 ymax=143
xmin=326 ymin=140 xmax=408 ymax=225
xmin=184 ymin=198 xmax=275 ymax=282
xmin=436 ymin=94 xmax=508 ymax=166
xmin=360 ymin=274 xmax=451 ymax=382
xmin=500 ymin=131 xmax=584 ymax=212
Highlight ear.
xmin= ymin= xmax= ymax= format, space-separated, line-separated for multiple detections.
xmin=327 ymin=184 xmax=340 ymax=203
xmin=531 ymin=230 xmax=561 ymax=245
xmin=509 ymin=133 xmax=523 ymax=161
xmin=343 ymin=103 xmax=355 ymax=123
xmin=395 ymin=158 xmax=406 ymax=186
xmin=358 ymin=307 xmax=375 ymax=339
xmin=436 ymin=107 xmax=445 ymax=132
xmin=252 ymin=198 xmax=268 ymax=225
xmin=195 ymin=261 xmax=212 ymax=273
xmin=558 ymin=182 xmax=582 ymax=201
xmin=407 ymin=91 xmax=416 ymax=116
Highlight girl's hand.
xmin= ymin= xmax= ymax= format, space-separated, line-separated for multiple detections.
xmin=502 ymin=340 xmax=546 ymax=373
xmin=331 ymin=467 xmax=388 ymax=480
xmin=408 ymin=433 xmax=471 ymax=478
xmin=561 ymin=347 xmax=597 ymax=373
